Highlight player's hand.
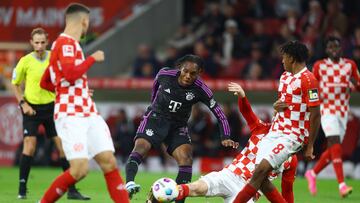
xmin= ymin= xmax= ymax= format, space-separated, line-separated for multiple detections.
xmin=273 ymin=99 xmax=288 ymax=112
xmin=228 ymin=82 xmax=245 ymax=98
xmin=91 ymin=50 xmax=105 ymax=62
xmin=221 ymin=139 xmax=239 ymax=149
xmin=21 ymin=102 xmax=36 ymax=116
xmin=304 ymin=145 xmax=315 ymax=160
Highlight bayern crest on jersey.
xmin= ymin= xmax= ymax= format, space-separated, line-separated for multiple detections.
xmin=185 ymin=92 xmax=195 ymax=101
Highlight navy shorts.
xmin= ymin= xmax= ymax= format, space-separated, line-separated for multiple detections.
xmin=135 ymin=111 xmax=191 ymax=154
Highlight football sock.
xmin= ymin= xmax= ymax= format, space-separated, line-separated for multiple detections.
xmin=313 ymin=148 xmax=331 ymax=175
xmin=125 ymin=152 xmax=143 ymax=183
xmin=264 ymin=188 xmax=287 ymax=203
xmin=233 ymin=184 xmax=257 ymax=203
xmin=175 ymin=166 xmax=192 ymax=203
xmin=176 ymin=184 xmax=190 ymax=200
xmin=19 ymin=154 xmax=33 ymax=193
xmin=41 ymin=170 xmax=77 ymax=202
xmin=104 ymin=169 xmax=129 ymax=203
xmin=59 ymin=157 xmax=76 ymax=192
xmin=330 ymin=144 xmax=344 ymax=184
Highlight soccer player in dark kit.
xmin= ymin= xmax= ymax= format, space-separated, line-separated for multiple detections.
xmin=125 ymin=54 xmax=239 ymax=201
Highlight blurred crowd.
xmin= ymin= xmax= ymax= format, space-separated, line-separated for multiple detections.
xmin=132 ymin=0 xmax=360 ymax=79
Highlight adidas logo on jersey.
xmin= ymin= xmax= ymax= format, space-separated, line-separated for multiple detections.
xmin=165 ymin=88 xmax=171 ymax=93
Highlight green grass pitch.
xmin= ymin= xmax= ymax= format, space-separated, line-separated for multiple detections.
xmin=0 ymin=167 xmax=359 ymax=202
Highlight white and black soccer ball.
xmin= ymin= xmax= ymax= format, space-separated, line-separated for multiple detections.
xmin=152 ymin=177 xmax=179 ymax=202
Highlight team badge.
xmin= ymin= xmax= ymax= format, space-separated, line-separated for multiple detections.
xmin=210 ymin=98 xmax=216 ymax=108
xmin=146 ymin=129 xmax=154 ymax=136
xmin=308 ymin=88 xmax=319 ymax=101
xmin=185 ymin=92 xmax=195 ymax=101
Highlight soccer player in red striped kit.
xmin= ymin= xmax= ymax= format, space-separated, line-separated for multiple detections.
xmin=39 ymin=3 xmax=129 ymax=202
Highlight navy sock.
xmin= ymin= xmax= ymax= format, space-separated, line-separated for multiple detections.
xmin=125 ymin=152 xmax=143 ymax=183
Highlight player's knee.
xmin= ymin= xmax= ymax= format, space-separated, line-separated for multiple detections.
xmin=70 ymin=165 xmax=89 ymax=180
xmin=190 ymin=181 xmax=208 ymax=196
xmin=98 ymin=154 xmax=117 ymax=173
xmin=23 ymin=137 xmax=36 ymax=155
xmin=133 ymin=139 xmax=151 ymax=155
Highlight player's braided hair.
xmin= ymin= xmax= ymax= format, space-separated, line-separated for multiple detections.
xmin=175 ymin=54 xmax=204 ymax=71
xmin=65 ymin=3 xmax=90 ymax=15
xmin=325 ymin=36 xmax=341 ymax=46
xmin=280 ymin=40 xmax=309 ymax=63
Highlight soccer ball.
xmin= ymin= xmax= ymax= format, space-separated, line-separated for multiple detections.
xmin=152 ymin=177 xmax=179 ymax=202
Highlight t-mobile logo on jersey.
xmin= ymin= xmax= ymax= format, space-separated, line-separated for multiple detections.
xmin=169 ymin=100 xmax=182 ymax=112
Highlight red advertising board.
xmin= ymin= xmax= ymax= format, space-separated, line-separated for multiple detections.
xmin=0 ymin=96 xmax=22 ymax=166
xmin=0 ymin=0 xmax=137 ymax=42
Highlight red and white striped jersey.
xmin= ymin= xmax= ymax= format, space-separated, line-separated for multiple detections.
xmin=313 ymin=58 xmax=360 ymax=118
xmin=47 ymin=33 xmax=98 ymax=120
xmin=271 ymin=68 xmax=320 ymax=144
xmin=225 ymin=97 xmax=293 ymax=181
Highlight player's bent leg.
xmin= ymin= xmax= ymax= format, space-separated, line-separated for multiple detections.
xmin=260 ymin=179 xmax=286 ymax=203
xmin=233 ymin=159 xmax=273 ymax=203
xmin=125 ymin=138 xmax=151 ymax=198
xmin=40 ymin=159 xmax=87 ymax=203
xmin=52 ymin=137 xmax=91 ymax=201
xmin=18 ymin=136 xmax=37 ymax=199
xmin=187 ymin=180 xmax=208 ymax=196
xmin=326 ymin=136 xmax=353 ymax=198
xmin=94 ymin=151 xmax=129 ymax=203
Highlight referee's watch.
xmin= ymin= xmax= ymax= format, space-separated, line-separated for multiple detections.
xmin=19 ymin=99 xmax=26 ymax=107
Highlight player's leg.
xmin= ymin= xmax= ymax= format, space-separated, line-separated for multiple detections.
xmin=87 ymin=115 xmax=129 ymax=202
xmin=168 ymin=125 xmax=193 ymax=203
xmin=45 ymin=110 xmax=90 ymax=201
xmin=52 ymin=136 xmax=90 ymax=200
xmin=94 ymin=151 xmax=129 ymax=203
xmin=233 ymin=133 xmax=297 ymax=203
xmin=18 ymin=113 xmax=39 ymax=199
xmin=40 ymin=117 xmax=90 ymax=202
xmin=259 ymin=179 xmax=287 ymax=203
xmin=126 ymin=113 xmax=167 ymax=198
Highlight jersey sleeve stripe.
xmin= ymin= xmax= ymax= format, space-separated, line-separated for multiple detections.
xmin=195 ymin=79 xmax=213 ymax=98
xmin=214 ymin=105 xmax=230 ymax=135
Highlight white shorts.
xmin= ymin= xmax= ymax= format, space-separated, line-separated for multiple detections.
xmin=321 ymin=114 xmax=347 ymax=141
xmin=201 ymin=168 xmax=254 ymax=203
xmin=55 ymin=115 xmax=115 ymax=160
xmin=255 ymin=132 xmax=302 ymax=169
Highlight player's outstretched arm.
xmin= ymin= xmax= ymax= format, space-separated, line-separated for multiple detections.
xmin=228 ymin=82 xmax=259 ymax=131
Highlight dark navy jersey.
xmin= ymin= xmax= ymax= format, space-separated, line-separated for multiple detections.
xmin=145 ymin=68 xmax=230 ymax=139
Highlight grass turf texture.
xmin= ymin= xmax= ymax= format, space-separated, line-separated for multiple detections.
xmin=0 ymin=167 xmax=359 ymax=203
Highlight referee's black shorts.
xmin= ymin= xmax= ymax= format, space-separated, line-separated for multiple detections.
xmin=22 ymin=102 xmax=57 ymax=138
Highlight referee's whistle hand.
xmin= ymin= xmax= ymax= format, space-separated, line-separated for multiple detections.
xmin=22 ymin=103 xmax=36 ymax=116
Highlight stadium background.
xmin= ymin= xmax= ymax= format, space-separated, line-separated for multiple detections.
xmin=0 ymin=0 xmax=360 ymax=202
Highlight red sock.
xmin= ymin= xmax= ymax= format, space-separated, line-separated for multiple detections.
xmin=176 ymin=184 xmax=190 ymax=200
xmin=233 ymin=184 xmax=257 ymax=203
xmin=264 ymin=188 xmax=287 ymax=203
xmin=330 ymin=144 xmax=344 ymax=184
xmin=313 ymin=148 xmax=331 ymax=174
xmin=41 ymin=170 xmax=77 ymax=203
xmin=104 ymin=169 xmax=129 ymax=203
